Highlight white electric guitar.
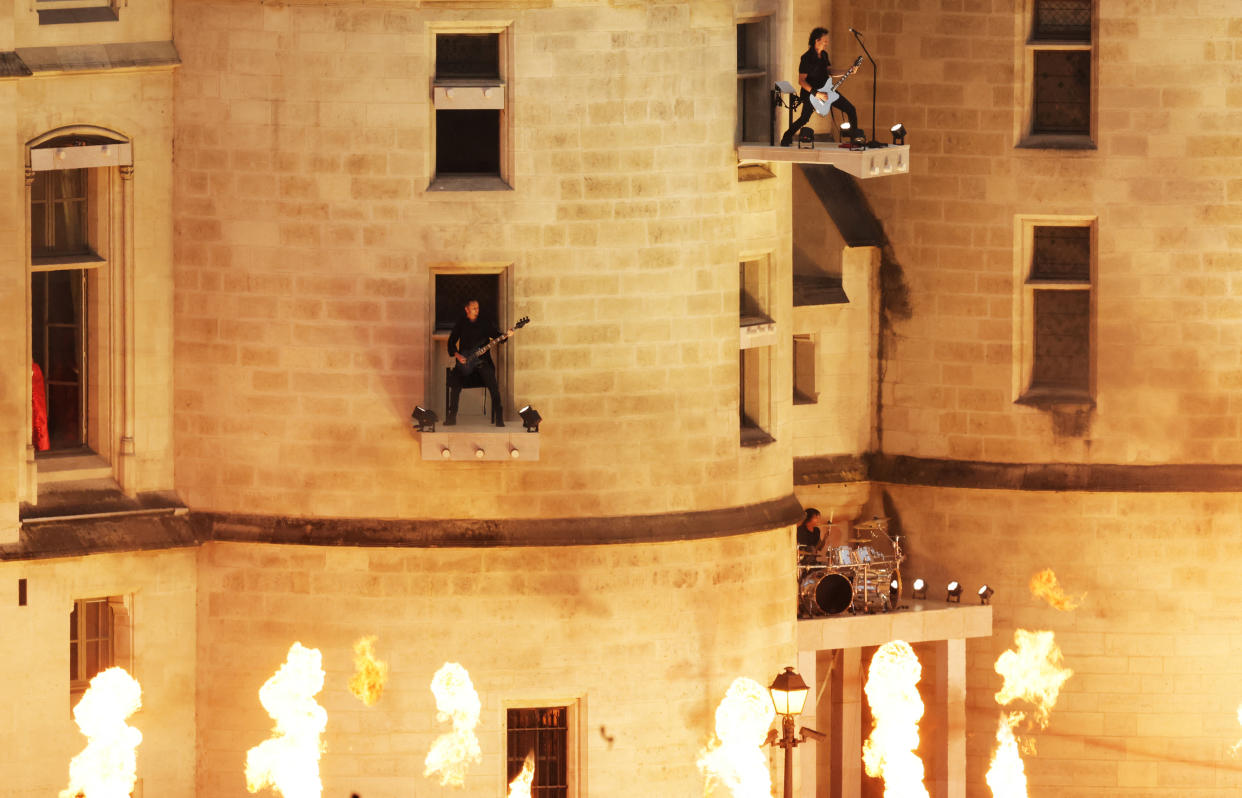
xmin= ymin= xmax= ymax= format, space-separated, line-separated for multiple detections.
xmin=808 ymin=56 xmax=863 ymax=116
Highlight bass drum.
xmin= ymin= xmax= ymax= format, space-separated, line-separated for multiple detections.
xmin=800 ymin=570 xmax=853 ymax=616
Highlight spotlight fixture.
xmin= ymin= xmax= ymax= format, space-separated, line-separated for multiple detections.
xmin=912 ymin=578 xmax=927 ymax=600
xmin=889 ymin=577 xmax=900 ymax=605
xmin=518 ymin=405 xmax=542 ymax=433
xmin=946 ymin=580 xmax=963 ymax=603
xmin=411 ymin=405 xmax=438 ymax=432
xmin=890 ymin=123 xmax=907 ymax=146
xmin=978 ymin=585 xmax=995 ymax=605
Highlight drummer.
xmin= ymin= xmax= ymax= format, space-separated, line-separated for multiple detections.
xmin=796 ymin=507 xmax=830 ymax=561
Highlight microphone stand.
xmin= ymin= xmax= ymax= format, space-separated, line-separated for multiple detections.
xmin=850 ymin=28 xmax=886 ymax=148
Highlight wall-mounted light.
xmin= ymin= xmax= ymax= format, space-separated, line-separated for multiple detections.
xmin=978 ymin=585 xmax=995 ymax=605
xmin=946 ymin=581 xmax=963 ymax=603
xmin=912 ymin=578 xmax=927 ymax=600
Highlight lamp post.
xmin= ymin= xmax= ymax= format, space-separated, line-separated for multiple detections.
xmin=767 ymin=666 xmax=823 ymax=798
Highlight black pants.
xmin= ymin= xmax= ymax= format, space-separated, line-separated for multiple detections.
xmin=782 ymin=90 xmax=859 ymax=144
xmin=448 ymin=361 xmax=502 ymax=421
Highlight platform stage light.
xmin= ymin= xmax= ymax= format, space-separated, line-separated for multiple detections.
xmin=890 ymin=123 xmax=907 ymax=145
xmin=978 ymin=585 xmax=995 ymax=605
xmin=889 ymin=577 xmax=900 ymax=605
xmin=518 ymin=405 xmax=542 ymax=433
xmin=912 ymin=578 xmax=927 ymax=600
xmin=411 ymin=406 xmax=438 ymax=432
xmin=946 ymin=580 xmax=963 ymax=603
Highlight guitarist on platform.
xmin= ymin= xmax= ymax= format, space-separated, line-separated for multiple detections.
xmin=780 ymin=27 xmax=860 ymax=147
xmin=446 ymin=299 xmax=509 ymax=427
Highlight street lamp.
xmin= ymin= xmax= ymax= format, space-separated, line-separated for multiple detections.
xmin=767 ymin=667 xmax=824 ymax=798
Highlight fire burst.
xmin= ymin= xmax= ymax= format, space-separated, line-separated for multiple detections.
xmin=245 ymin=642 xmax=328 ymax=798
xmin=60 ymin=667 xmax=143 ymax=798
xmin=507 ymin=751 xmax=535 ymax=798
xmin=347 ymin=636 xmax=388 ymax=706
xmin=1029 ymin=568 xmax=1078 ymax=611
xmin=986 ymin=630 xmax=1073 ymax=797
xmin=695 ymin=677 xmax=775 ymax=798
xmin=424 ymin=662 xmax=482 ymax=787
xmin=862 ymin=641 xmax=929 ymax=798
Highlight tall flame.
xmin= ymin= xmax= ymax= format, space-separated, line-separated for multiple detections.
xmin=423 ymin=662 xmax=482 ymax=787
xmin=986 ymin=630 xmax=1073 ymax=798
xmin=1029 ymin=569 xmax=1078 ymax=611
xmin=984 ymin=713 xmax=1028 ymax=798
xmin=60 ymin=667 xmax=143 ymax=798
xmin=347 ymin=636 xmax=388 ymax=706
xmin=1231 ymin=703 xmax=1242 ymax=756
xmin=245 ymin=642 xmax=328 ymax=798
xmin=506 ymin=751 xmax=535 ymax=798
xmin=861 ymin=641 xmax=929 ymax=798
xmin=695 ymin=677 xmax=775 ymax=798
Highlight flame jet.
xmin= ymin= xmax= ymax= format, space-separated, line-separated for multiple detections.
xmin=60 ymin=667 xmax=143 ymax=798
xmin=423 ymin=662 xmax=482 ymax=787
xmin=986 ymin=630 xmax=1073 ymax=797
xmin=245 ymin=642 xmax=328 ymax=798
xmin=1029 ymin=569 xmax=1079 ymax=611
xmin=695 ymin=677 xmax=775 ymax=798
xmin=861 ymin=641 xmax=929 ymax=798
xmin=507 ymin=751 xmax=535 ymax=798
xmin=348 ymin=636 xmax=388 ymax=706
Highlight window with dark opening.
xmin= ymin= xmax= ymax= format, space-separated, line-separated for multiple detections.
xmin=736 ymin=20 xmax=770 ymax=144
xmin=433 ymin=33 xmax=506 ymax=185
xmin=32 ymin=269 xmax=85 ymax=450
xmin=507 ymin=706 xmax=569 ymax=798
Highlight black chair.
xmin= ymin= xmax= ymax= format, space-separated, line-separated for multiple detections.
xmin=444 ymin=367 xmax=495 ymax=423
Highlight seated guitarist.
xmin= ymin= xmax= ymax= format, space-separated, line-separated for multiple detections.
xmin=447 ymin=298 xmax=509 ymax=427
xmin=780 ymin=27 xmax=860 ymax=147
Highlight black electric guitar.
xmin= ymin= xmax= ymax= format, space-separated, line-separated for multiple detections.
xmin=809 ymin=56 xmax=863 ymax=116
xmin=454 ymin=316 xmax=530 ymax=376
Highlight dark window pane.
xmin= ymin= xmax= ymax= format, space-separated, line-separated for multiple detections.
xmin=1032 ymin=289 xmax=1090 ymax=391
xmin=32 ymin=170 xmax=88 ymax=256
xmin=1033 ymin=0 xmax=1092 ymax=42
xmin=1032 ymin=226 xmax=1090 ymax=281
xmin=436 ymin=34 xmax=499 ymax=80
xmin=47 ymin=384 xmax=82 ymax=448
xmin=85 ymin=640 xmax=99 ymax=678
xmin=45 ymin=269 xmax=82 ymax=325
xmin=70 ymin=641 xmax=79 ymax=681
xmin=736 ymin=22 xmax=765 ymax=70
xmin=436 ymin=110 xmax=501 ymax=175
xmin=85 ymin=600 xmax=100 ymax=637
xmin=507 ymin=706 xmax=568 ymax=798
xmin=1033 ymin=50 xmax=1090 ymax=135
xmin=32 ymin=171 xmax=47 ymax=201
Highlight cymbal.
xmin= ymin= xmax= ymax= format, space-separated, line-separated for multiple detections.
xmin=853 ymin=517 xmax=890 ymax=529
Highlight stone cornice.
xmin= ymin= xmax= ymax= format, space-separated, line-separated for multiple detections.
xmin=796 ymin=453 xmax=1242 ymax=493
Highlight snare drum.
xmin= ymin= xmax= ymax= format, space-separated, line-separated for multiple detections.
xmin=828 ymin=545 xmax=856 ymax=567
xmin=800 ymin=569 xmax=853 ymax=616
xmin=855 ymin=546 xmax=879 ymax=563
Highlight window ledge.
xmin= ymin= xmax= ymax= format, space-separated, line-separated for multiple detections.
xmin=1016 ymin=389 xmax=1094 ymax=410
xmin=740 ymin=427 xmax=775 ymax=447
xmin=32 ymin=253 xmax=106 ymax=271
xmin=428 ymin=174 xmax=511 ymax=192
xmin=1017 ymin=134 xmax=1096 ymax=151
xmin=37 ymin=5 xmax=117 ymax=24
xmin=738 ymin=163 xmax=775 ymax=181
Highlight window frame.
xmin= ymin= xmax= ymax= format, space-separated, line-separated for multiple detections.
xmin=1016 ymin=0 xmax=1096 ymax=149
xmin=428 ymin=26 xmax=513 ymax=192
xmin=739 ymin=253 xmax=775 ymax=445
xmin=735 ymin=16 xmax=772 ymax=145
xmin=426 ymin=262 xmax=514 ymax=421
xmin=793 ymin=334 xmax=817 ymax=405
xmin=503 ymin=699 xmax=582 ymax=798
xmin=70 ymin=595 xmax=132 ymax=703
xmin=1012 ymin=215 xmax=1097 ymax=406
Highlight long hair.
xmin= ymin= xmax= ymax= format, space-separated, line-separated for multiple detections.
xmin=808 ymin=27 xmax=829 ymax=47
xmin=803 ymin=507 xmax=821 ymax=525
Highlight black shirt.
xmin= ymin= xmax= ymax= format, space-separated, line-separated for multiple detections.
xmin=798 ymin=47 xmax=831 ymax=94
xmin=796 ymin=522 xmax=821 ymax=549
xmin=448 ymin=316 xmax=502 ymax=363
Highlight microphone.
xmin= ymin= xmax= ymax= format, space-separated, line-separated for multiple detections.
xmin=849 ymin=27 xmax=863 ymax=36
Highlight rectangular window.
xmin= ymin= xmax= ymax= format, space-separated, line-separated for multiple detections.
xmin=1020 ymin=0 xmax=1094 ymax=147
xmin=740 ymin=347 xmax=773 ymax=445
xmin=739 ymin=258 xmax=771 ymax=326
xmin=32 ymin=269 xmax=86 ymax=449
xmin=736 ymin=19 xmax=770 ymax=144
xmin=70 ymin=596 xmax=130 ymax=700
xmin=793 ymin=334 xmax=817 ymax=405
xmin=31 ymin=169 xmax=89 ymax=257
xmin=1015 ymin=217 xmax=1094 ymax=404
xmin=507 ymin=706 xmax=569 ymax=798
xmin=35 ymin=0 xmax=118 ymax=25
xmin=432 ymin=31 xmax=509 ymax=190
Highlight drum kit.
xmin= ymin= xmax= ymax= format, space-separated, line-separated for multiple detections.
xmin=797 ymin=517 xmax=905 ymax=618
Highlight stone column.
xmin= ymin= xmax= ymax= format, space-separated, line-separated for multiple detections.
xmin=117 ymin=164 xmax=136 ymax=495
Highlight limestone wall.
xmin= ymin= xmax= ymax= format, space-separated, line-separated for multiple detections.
xmin=0 ymin=548 xmax=198 ymax=798
xmin=195 ymin=530 xmax=794 ymax=797
xmin=832 ymin=0 xmax=1242 ymax=465
xmin=172 ymin=0 xmax=795 ymax=520
xmin=885 ymin=485 xmax=1242 ymax=796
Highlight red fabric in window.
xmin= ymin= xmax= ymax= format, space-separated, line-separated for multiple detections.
xmin=32 ymin=362 xmax=49 ymax=451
